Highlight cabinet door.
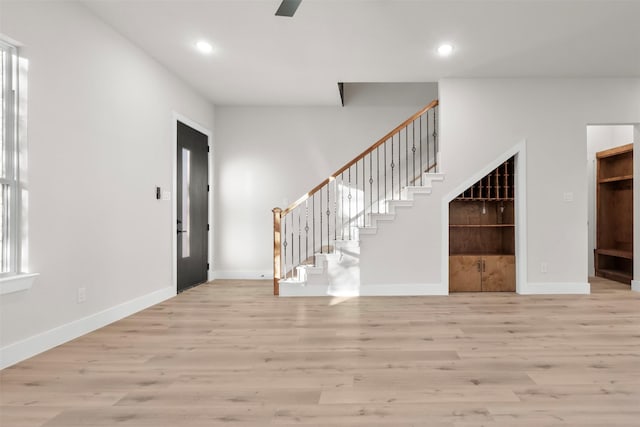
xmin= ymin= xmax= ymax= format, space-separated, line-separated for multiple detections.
xmin=482 ymin=255 xmax=515 ymax=292
xmin=449 ymin=256 xmax=482 ymax=292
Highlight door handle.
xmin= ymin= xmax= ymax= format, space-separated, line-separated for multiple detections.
xmin=477 ymin=260 xmax=481 ymax=272
xmin=482 ymin=259 xmax=486 ymax=272
xmin=177 ymin=229 xmax=188 ymax=233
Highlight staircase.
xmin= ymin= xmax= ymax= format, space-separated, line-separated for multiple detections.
xmin=272 ymin=100 xmax=442 ymax=296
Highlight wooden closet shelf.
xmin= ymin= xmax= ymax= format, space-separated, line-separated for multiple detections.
xmin=597 ymin=269 xmax=633 ymax=282
xmin=595 ymin=248 xmax=633 ymax=259
xmin=598 ymin=175 xmax=633 ymax=183
xmin=596 ymin=143 xmax=633 ymax=158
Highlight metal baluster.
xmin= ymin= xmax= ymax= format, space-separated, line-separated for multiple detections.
xmin=433 ymin=106 xmax=438 ymax=171
xmin=355 ymin=161 xmax=358 ymax=229
xmin=326 ymin=181 xmax=330 ymax=253
xmin=384 ymin=141 xmax=387 ymax=210
xmin=297 ymin=209 xmax=301 ymax=267
xmin=398 ymin=131 xmax=402 ymax=200
xmin=405 ymin=126 xmax=409 ymax=190
xmin=426 ymin=110 xmax=430 ymax=172
xmin=341 ymin=172 xmax=345 ymax=240
xmin=419 ymin=115 xmax=423 ymax=186
xmin=319 ymin=186 xmax=323 ymax=253
xmin=412 ymin=121 xmax=416 ymax=186
xmin=348 ymin=167 xmax=352 ymax=240
xmin=333 ymin=178 xmax=338 ymax=244
xmin=369 ymin=154 xmax=373 ymax=225
xmin=377 ymin=147 xmax=380 ymax=214
xmin=305 ymin=200 xmax=309 ymax=262
xmin=390 ymin=136 xmax=395 ymax=200
xmin=362 ymin=158 xmax=365 ymax=227
xmin=290 ymin=214 xmax=294 ymax=277
xmin=312 ymin=193 xmax=315 ymax=259
xmin=283 ymin=214 xmax=287 ymax=278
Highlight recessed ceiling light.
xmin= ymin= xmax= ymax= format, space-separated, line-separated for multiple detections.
xmin=195 ymin=40 xmax=214 ymax=55
xmin=437 ymin=44 xmax=454 ymax=57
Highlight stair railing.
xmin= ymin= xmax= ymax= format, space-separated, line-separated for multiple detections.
xmin=272 ymin=99 xmax=439 ymax=295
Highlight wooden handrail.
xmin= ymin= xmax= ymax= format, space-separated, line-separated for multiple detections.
xmin=281 ymin=99 xmax=439 ymax=216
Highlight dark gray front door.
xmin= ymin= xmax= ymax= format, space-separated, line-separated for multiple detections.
xmin=177 ymin=121 xmax=208 ymax=292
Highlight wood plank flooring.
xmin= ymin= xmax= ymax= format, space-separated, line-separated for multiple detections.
xmin=1 ymin=277 xmax=639 ymax=426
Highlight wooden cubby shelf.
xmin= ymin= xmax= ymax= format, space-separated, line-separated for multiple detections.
xmin=449 ymin=157 xmax=516 ymax=292
xmin=596 ymin=248 xmax=633 ymax=259
xmin=599 ymin=175 xmax=633 ymax=184
xmin=595 ymin=143 xmax=633 ymax=285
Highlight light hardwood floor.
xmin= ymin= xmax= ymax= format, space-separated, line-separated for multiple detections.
xmin=1 ymin=277 xmax=639 ymax=426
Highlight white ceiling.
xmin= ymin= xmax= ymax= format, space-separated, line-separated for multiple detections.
xmin=82 ymin=0 xmax=640 ymax=106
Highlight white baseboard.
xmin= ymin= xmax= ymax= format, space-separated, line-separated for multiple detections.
xmin=279 ymin=283 xmax=447 ymax=297
xmin=632 ymin=280 xmax=640 ymax=292
xmin=213 ymin=270 xmax=272 ymax=280
xmin=519 ymin=282 xmax=590 ymax=295
xmin=0 ymin=287 xmax=175 ymax=369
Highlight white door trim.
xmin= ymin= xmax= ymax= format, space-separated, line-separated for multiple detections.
xmin=171 ymin=113 xmax=214 ymax=292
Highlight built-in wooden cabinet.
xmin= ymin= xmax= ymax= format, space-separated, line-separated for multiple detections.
xmin=449 ymin=157 xmax=516 ymax=292
xmin=595 ymin=144 xmax=633 ymax=284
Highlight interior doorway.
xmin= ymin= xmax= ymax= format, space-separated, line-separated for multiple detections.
xmin=176 ymin=120 xmax=209 ymax=292
xmin=586 ymin=125 xmax=634 ymax=284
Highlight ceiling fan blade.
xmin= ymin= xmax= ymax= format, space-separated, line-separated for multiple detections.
xmin=275 ymin=0 xmax=302 ymax=17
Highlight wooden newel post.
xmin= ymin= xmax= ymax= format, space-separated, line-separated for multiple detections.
xmin=272 ymin=207 xmax=282 ymax=296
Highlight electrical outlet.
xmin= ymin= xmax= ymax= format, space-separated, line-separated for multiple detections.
xmin=77 ymin=287 xmax=86 ymax=303
xmin=541 ymin=262 xmax=548 ymax=273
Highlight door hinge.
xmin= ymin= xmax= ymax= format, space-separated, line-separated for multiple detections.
xmin=207 ymin=184 xmax=210 ymax=192
xmin=207 ymin=263 xmax=210 ymax=270
xmin=207 ymin=224 xmax=210 ymax=231
xmin=207 ymin=145 xmax=210 ymax=153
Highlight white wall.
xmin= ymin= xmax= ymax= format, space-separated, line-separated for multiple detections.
xmin=359 ymin=79 xmax=640 ymax=293
xmin=213 ymin=83 xmax=437 ymax=278
xmin=0 ymin=1 xmax=215 ymax=366
xmin=443 ymin=79 xmax=640 ymax=290
xmin=586 ymin=125 xmax=634 ymax=276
